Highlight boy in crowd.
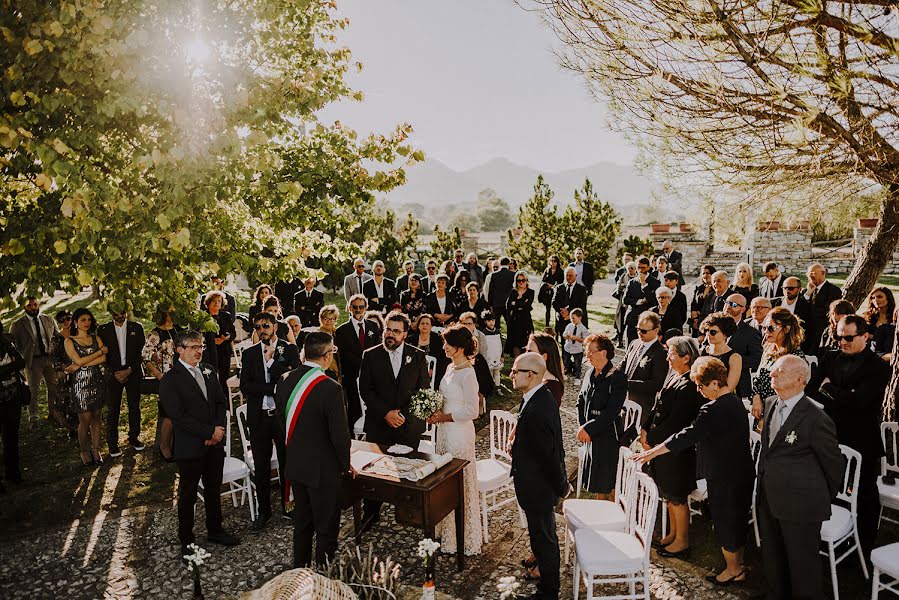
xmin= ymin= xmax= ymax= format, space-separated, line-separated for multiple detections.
xmin=562 ymin=308 xmax=588 ymax=381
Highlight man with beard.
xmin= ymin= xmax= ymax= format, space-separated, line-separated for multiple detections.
xmin=774 ymin=277 xmax=813 ymax=343
xmin=11 ymin=296 xmax=58 ymax=422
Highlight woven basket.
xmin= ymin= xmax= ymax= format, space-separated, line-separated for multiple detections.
xmin=238 ymin=568 xmax=358 ymax=600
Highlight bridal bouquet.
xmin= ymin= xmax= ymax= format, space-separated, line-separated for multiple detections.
xmin=409 ymin=389 xmax=444 ymax=420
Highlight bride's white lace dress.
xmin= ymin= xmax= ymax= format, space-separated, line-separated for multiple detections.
xmin=435 ymin=363 xmax=483 ymax=555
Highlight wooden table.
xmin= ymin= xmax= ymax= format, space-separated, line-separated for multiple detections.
xmin=345 ymin=440 xmax=469 ymax=571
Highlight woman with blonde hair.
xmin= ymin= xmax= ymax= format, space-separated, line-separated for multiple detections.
xmin=750 ymin=307 xmax=805 ymax=420
xmin=731 ymin=262 xmax=759 ymax=304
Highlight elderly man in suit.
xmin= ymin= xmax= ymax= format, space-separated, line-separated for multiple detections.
xmin=759 ymin=262 xmax=787 ymax=300
xmin=510 ymin=352 xmax=567 ymax=600
xmin=358 ymin=311 xmax=429 ymax=530
xmin=722 ymin=293 xmax=763 ymax=400
xmin=812 ymin=314 xmax=890 ymax=561
xmin=10 ymin=296 xmax=58 ymax=422
xmin=804 ymin=262 xmax=842 ymax=354
xmin=746 ymin=296 xmax=772 ymax=332
xmin=240 ymin=312 xmax=301 ymax=532
xmin=276 ymin=331 xmax=351 ymax=568
xmin=623 ymin=311 xmax=668 ymax=426
xmin=98 ymin=306 xmax=146 ymax=456
xmin=160 ymin=330 xmax=240 ymax=559
xmin=757 ymin=354 xmax=843 ymax=600
xmin=569 ymin=247 xmax=596 ymax=296
xmin=703 ymin=270 xmax=734 ymax=316
xmin=343 ymin=258 xmax=372 ymax=302
xmin=661 ymin=240 xmax=684 ymax=283
xmin=334 ymin=295 xmax=381 ymax=432
xmin=623 ymin=257 xmax=660 ymax=344
xmin=553 ymin=266 xmax=589 ymax=338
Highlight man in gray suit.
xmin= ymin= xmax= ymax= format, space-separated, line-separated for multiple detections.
xmin=343 ymin=257 xmax=372 ymax=302
xmin=757 ymin=355 xmax=843 ymax=600
xmin=10 ymin=296 xmax=57 ymax=422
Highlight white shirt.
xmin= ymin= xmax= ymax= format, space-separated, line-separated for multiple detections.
xmin=782 ymin=297 xmax=798 ymax=314
xmin=775 ymin=391 xmax=804 ymax=422
xmin=373 ymin=277 xmax=384 ymax=298
xmin=303 ymin=360 xmax=322 ymax=370
xmin=114 ymin=321 xmax=128 ymax=366
xmin=351 ymin=317 xmax=366 ymax=338
xmin=388 ymin=343 xmax=405 ymax=378
xmin=261 ymin=337 xmax=278 ymax=411
xmin=436 ymin=295 xmax=447 ymax=313
xmin=573 ymin=261 xmax=584 ymax=286
xmin=520 ymin=383 xmax=545 ymax=414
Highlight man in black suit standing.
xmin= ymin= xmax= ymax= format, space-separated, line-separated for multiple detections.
xmin=773 ymin=277 xmax=813 ymax=340
xmin=487 ymin=256 xmax=515 ymax=323
xmin=396 ymin=260 xmax=416 ymax=294
xmin=759 ymin=262 xmax=787 ymax=300
xmin=358 ymin=311 xmax=429 ymax=528
xmin=240 ymin=312 xmax=301 ymax=532
xmin=812 ymin=314 xmax=889 ymax=561
xmin=421 ymin=260 xmax=439 ymax=295
xmin=276 ymin=331 xmax=351 ymax=567
xmin=623 ymin=257 xmax=660 ymax=344
xmin=98 ymin=306 xmax=146 ymax=456
xmin=569 ymin=247 xmax=596 ymax=297
xmin=722 ymin=293 xmax=763 ymax=399
xmin=661 ymin=240 xmax=684 ymax=284
xmin=293 ymin=277 xmax=325 ymax=328
xmin=510 ymin=352 xmax=567 ymax=600
xmin=804 ymin=262 xmax=842 ymax=354
xmin=553 ymin=266 xmax=589 ymax=338
xmin=362 ymin=260 xmax=397 ymax=315
xmin=161 ymin=331 xmax=240 ymax=559
xmin=334 ymin=295 xmax=381 ymax=431
xmin=758 ymin=355 xmax=843 ymax=600
xmin=622 ymin=311 xmax=668 ymax=426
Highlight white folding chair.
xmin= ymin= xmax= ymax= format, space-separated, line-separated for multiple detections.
xmin=871 ymin=542 xmax=899 ymax=599
xmin=564 ymin=447 xmax=636 ymax=564
xmin=226 ymin=375 xmax=243 ymax=415
xmin=235 ymin=404 xmax=280 ymax=485
xmin=687 ymin=479 xmax=707 ymax=521
xmin=426 ymin=355 xmax=437 ymax=390
xmin=573 ymin=472 xmax=658 ymax=600
xmin=621 ymin=400 xmax=642 ymax=435
xmin=821 ymin=444 xmax=868 ymax=600
xmin=879 ymin=422 xmax=899 ymax=525
xmin=197 ymin=410 xmax=256 ymax=521
xmin=476 ymin=410 xmax=519 ymax=544
xmin=748 ymin=429 xmax=762 ymax=546
xmin=418 ymin=423 xmax=436 ymax=454
xmin=353 ymin=375 xmax=366 ymax=440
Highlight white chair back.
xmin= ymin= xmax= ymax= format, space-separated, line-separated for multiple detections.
xmin=749 ymin=429 xmax=762 ymax=470
xmin=837 ymin=444 xmax=862 ymax=514
xmin=234 ymin=339 xmax=254 ymax=366
xmin=621 ymin=400 xmax=642 ymax=434
xmin=490 ymin=410 xmax=517 ymax=463
xmin=225 ymin=410 xmax=234 ymax=458
xmin=630 ymin=473 xmax=659 ymax=558
xmin=882 ymin=422 xmax=899 ymax=476
xmin=426 ymin=355 xmax=438 ymax=390
xmin=235 ymin=404 xmax=252 ymax=462
xmin=614 ymin=446 xmax=638 ymax=511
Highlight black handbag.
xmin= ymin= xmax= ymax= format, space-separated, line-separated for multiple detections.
xmin=15 ymin=372 xmax=30 ymax=406
xmin=538 ymin=283 xmax=553 ymax=305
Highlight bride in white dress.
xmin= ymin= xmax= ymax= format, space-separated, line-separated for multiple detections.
xmin=428 ymin=324 xmax=483 ymax=555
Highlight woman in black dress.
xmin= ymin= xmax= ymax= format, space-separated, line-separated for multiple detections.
xmin=576 ymin=333 xmax=627 ymax=498
xmin=690 ymin=264 xmax=716 ymax=336
xmin=731 ymin=262 xmax=759 ymax=305
xmin=505 ymin=272 xmax=534 ymax=357
xmin=450 ymin=270 xmax=471 ymax=307
xmin=204 ymin=290 xmax=236 ymax=394
xmin=540 ymin=256 xmax=564 ymax=328
xmin=425 ymin=274 xmax=455 ymax=328
xmin=64 ymin=308 xmax=108 ymax=466
xmin=819 ymin=298 xmax=855 ymax=352
xmin=400 ymin=274 xmax=427 ymax=321
xmin=455 ymin=282 xmax=489 ymax=327
xmin=641 ymin=335 xmax=705 ymax=557
xmin=699 ymin=312 xmax=742 ymax=394
xmin=412 ymin=313 xmax=449 ymax=388
xmin=635 ymin=356 xmax=754 ymax=586
xmin=866 ymin=287 xmax=896 ymax=359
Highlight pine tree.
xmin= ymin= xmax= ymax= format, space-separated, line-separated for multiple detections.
xmin=507 ymin=175 xmax=560 ymax=272
xmin=558 ymin=178 xmax=621 ymax=279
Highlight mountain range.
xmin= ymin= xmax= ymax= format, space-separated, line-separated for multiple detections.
xmin=383 ymin=157 xmax=665 ymax=222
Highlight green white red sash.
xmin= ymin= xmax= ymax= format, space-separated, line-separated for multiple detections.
xmin=283 ymin=366 xmax=329 ymax=502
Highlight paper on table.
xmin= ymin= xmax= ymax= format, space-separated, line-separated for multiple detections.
xmin=431 ymin=453 xmax=453 ymax=469
xmin=350 ymin=450 xmax=384 ymax=472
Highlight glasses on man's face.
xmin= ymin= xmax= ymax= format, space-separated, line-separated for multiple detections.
xmin=350 ymin=304 xmax=366 ymax=310
xmin=385 ymin=327 xmax=404 ymax=336
xmin=184 ymin=344 xmax=206 ymax=351
xmin=725 ymin=301 xmax=745 ymax=309
xmin=835 ymin=334 xmax=860 ymax=342
xmin=510 ymin=368 xmax=535 ymax=376
xmin=783 ymin=286 xmax=800 ymax=291
xmin=637 ymin=327 xmax=655 ymax=335
xmin=254 ymin=323 xmax=273 ymax=330
xmin=427 ymin=266 xmax=436 ymax=271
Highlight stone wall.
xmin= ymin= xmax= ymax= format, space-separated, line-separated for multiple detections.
xmin=752 ymin=227 xmax=813 ymax=274
xmin=854 ymin=226 xmax=899 ymax=275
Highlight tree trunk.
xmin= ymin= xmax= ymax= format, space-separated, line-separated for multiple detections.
xmin=841 ymin=184 xmax=899 ymax=307
xmin=886 ymin=322 xmax=899 ymax=422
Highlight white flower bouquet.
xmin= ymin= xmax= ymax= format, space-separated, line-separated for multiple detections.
xmin=409 ymin=389 xmax=444 ymax=420
xmin=497 ymin=576 xmax=521 ymax=599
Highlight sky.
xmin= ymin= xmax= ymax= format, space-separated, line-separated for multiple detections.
xmin=317 ymin=0 xmax=638 ymax=173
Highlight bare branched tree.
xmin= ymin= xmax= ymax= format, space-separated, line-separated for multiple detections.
xmin=526 ymin=0 xmax=899 ymax=306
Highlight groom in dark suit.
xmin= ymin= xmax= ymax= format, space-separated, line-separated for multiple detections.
xmin=240 ymin=312 xmax=301 ymax=531
xmin=511 ymin=352 xmax=567 ymax=600
xmin=358 ymin=311 xmax=429 ymax=528
xmin=160 ymin=331 xmax=240 ymax=559
xmin=757 ymin=354 xmax=843 ymax=600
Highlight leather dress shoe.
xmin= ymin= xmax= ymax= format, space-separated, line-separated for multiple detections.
xmin=657 ymin=546 xmax=691 ymax=559
xmin=358 ymin=514 xmax=379 ymax=535
xmin=251 ymin=513 xmax=272 ymax=533
xmin=208 ymin=531 xmax=240 ymax=546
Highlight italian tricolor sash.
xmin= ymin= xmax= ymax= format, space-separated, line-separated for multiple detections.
xmin=283 ymin=366 xmax=329 ymax=503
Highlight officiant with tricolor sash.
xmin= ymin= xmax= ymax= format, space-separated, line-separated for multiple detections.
xmin=275 ymin=331 xmax=351 ymax=568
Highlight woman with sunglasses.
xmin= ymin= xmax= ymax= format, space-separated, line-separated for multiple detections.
xmin=749 ymin=307 xmax=805 ymax=421
xmin=699 ymin=313 xmax=741 ymax=394
xmin=540 ymin=256 xmax=564 ymax=329
xmin=505 ymin=273 xmax=534 ymax=358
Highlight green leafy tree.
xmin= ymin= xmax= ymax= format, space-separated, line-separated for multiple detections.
xmin=377 ymin=211 xmax=420 ymax=278
xmin=617 ymin=235 xmax=655 ymax=261
xmin=0 ymin=1 xmax=419 ymax=322
xmin=430 ymin=225 xmax=462 ymax=262
xmin=557 ymin=179 xmax=620 ymax=279
xmin=476 ymin=188 xmax=515 ymax=231
xmin=448 ymin=211 xmax=480 ymax=233
xmin=507 ymin=175 xmax=560 ymax=272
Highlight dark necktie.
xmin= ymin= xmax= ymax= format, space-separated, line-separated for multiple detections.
xmin=358 ymin=322 xmax=365 ymax=348
xmin=32 ymin=315 xmax=46 ymax=356
xmin=568 ymin=284 xmax=572 ymax=300
xmin=357 ymin=275 xmax=363 ymax=294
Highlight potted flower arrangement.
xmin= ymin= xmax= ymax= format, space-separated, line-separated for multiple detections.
xmin=183 ymin=544 xmax=211 ymax=599
xmin=418 ymin=538 xmax=440 ymax=599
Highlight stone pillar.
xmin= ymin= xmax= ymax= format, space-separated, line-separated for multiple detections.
xmin=752 ymin=224 xmax=812 ymax=274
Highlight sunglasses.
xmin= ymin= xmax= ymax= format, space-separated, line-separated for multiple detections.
xmin=705 ymin=329 xmax=721 ymax=336
xmin=350 ymin=304 xmax=366 ymax=310
xmin=254 ymin=323 xmax=273 ymax=330
xmin=725 ymin=301 xmax=746 ymax=309
xmin=763 ymin=324 xmax=782 ymax=333
xmin=637 ymin=327 xmax=656 ymax=334
xmin=835 ymin=334 xmax=861 ymax=342
xmin=510 ymin=369 xmax=536 ymax=376
xmin=516 ymin=279 xmax=527 ymax=283
xmin=783 ymin=286 xmax=800 ymax=291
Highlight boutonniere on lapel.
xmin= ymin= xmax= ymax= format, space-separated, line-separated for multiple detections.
xmin=201 ymin=367 xmax=213 ymax=377
xmin=638 ymin=356 xmax=648 ymax=369
xmin=405 ymin=355 xmax=412 ymax=365
xmin=367 ymin=330 xmax=374 ymax=338
xmin=785 ymin=431 xmax=797 ymax=445
xmin=129 ymin=331 xmax=135 ymax=336
xmin=276 ymin=346 xmax=285 ymax=356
